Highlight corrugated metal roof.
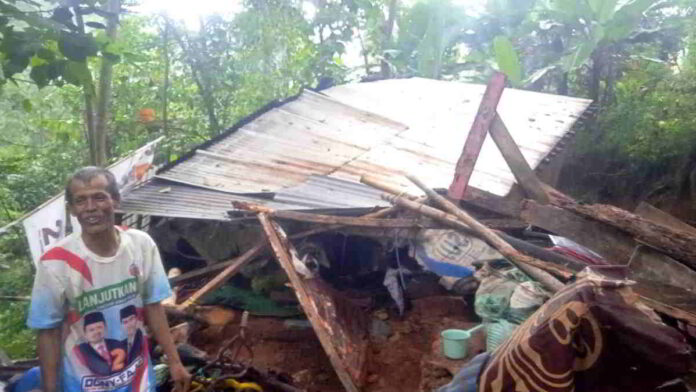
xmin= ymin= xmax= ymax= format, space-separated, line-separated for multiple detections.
xmin=121 ymin=78 xmax=590 ymax=220
xmin=120 ymin=176 xmax=388 ymax=219
xmin=117 ymin=179 xmax=299 ymax=220
xmin=322 ymin=78 xmax=591 ymax=196
xmin=274 ymin=174 xmax=390 ymax=209
xmin=157 ymin=91 xmax=408 ymax=193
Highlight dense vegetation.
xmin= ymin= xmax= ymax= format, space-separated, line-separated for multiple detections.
xmin=0 ymin=0 xmax=694 ymax=358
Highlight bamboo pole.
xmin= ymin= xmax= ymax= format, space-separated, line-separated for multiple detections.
xmin=383 ymin=194 xmax=567 ymax=292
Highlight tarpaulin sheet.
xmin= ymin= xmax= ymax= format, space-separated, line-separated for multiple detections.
xmin=478 ymin=271 xmax=692 ymax=392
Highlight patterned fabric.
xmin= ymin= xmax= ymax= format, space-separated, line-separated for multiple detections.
xmin=478 ymin=271 xmax=692 ymax=392
xmin=27 ymin=227 xmax=173 ymax=392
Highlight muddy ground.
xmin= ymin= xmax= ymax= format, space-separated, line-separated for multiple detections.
xmin=191 ymin=295 xmax=485 ymax=392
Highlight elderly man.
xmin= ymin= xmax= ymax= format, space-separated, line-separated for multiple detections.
xmin=27 ymin=167 xmax=191 ymax=392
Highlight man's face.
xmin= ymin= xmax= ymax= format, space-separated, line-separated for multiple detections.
xmin=85 ymin=321 xmax=106 ymax=345
xmin=68 ymin=175 xmax=119 ymax=235
xmin=122 ymin=315 xmax=138 ymax=339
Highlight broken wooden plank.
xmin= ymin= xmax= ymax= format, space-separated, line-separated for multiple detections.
xmin=639 ymin=296 xmax=696 ymax=326
xmin=521 ymin=200 xmax=636 ymax=265
xmin=488 ymin=114 xmax=550 ymax=204
xmin=449 ymin=72 xmax=507 ymax=200
xmin=634 ymin=280 xmax=696 ymax=325
xmin=628 ymin=245 xmax=696 ymax=294
xmin=259 ymin=213 xmax=364 ymax=392
xmin=554 ymin=201 xmax=696 ymax=269
xmin=634 ymin=202 xmax=696 ymax=236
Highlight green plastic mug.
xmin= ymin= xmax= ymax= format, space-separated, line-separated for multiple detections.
xmin=441 ymin=324 xmax=484 ymax=359
xmin=441 ymin=329 xmax=471 ymax=359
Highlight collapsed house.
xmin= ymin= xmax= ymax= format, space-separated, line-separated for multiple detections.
xmin=120 ymin=77 xmax=695 ymax=392
xmin=5 ymin=77 xmax=695 ymax=392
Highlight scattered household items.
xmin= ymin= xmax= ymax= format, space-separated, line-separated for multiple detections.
xmin=477 ymin=271 xmax=693 ymax=392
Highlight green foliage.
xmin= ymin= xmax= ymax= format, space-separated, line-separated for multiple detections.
xmin=591 ymin=61 xmax=696 ymax=162
xmin=0 ymin=1 xmax=119 ymax=90
xmin=0 ymin=231 xmax=36 ymax=359
xmin=493 ymin=35 xmax=522 ymax=84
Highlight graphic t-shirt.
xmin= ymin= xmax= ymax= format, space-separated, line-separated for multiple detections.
xmin=28 ymin=227 xmax=172 ymax=392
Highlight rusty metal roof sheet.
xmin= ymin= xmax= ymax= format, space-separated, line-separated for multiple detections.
xmin=117 ymin=179 xmax=299 ymax=221
xmin=122 ymin=78 xmax=590 ymax=220
xmin=120 ymin=175 xmax=388 ymax=219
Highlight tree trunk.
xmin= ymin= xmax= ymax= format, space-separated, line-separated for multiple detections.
xmin=162 ymin=18 xmax=170 ymax=162
xmin=94 ymin=0 xmax=120 ymax=166
xmin=557 ymin=71 xmax=568 ymax=95
xmin=170 ymin=21 xmax=220 ymax=135
xmin=589 ymin=51 xmax=602 ymax=104
xmin=73 ymin=8 xmax=97 ymax=165
xmin=380 ymin=0 xmax=398 ymax=78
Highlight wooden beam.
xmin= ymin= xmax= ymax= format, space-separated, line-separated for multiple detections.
xmin=461 ymin=187 xmax=520 ymax=218
xmin=258 ymin=214 xmax=362 ymax=392
xmin=449 ymin=72 xmax=507 ymax=199
xmin=488 ymin=114 xmax=550 ymax=204
xmin=521 ymin=200 xmax=636 ymax=265
xmin=634 ymin=202 xmax=696 ymax=236
xmin=555 ymin=201 xmax=696 ymax=269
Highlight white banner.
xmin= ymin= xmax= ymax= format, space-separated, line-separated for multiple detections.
xmin=22 ymin=139 xmax=160 ymax=265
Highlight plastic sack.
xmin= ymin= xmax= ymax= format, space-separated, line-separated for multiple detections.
xmin=411 ymin=229 xmax=502 ymax=278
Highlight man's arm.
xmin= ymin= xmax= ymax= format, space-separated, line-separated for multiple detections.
xmin=144 ymin=302 xmax=191 ymax=392
xmin=38 ymin=328 xmax=61 ymax=392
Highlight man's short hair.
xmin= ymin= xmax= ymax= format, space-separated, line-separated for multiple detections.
xmin=65 ymin=167 xmax=120 ymax=205
xmin=84 ymin=312 xmax=106 ymax=328
xmin=120 ymin=305 xmax=136 ymax=320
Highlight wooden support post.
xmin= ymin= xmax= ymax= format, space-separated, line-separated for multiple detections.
xmin=258 ymin=214 xmax=361 ymax=392
xmin=449 ymin=72 xmax=507 ymax=199
xmin=488 ymin=114 xmax=550 ymax=204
